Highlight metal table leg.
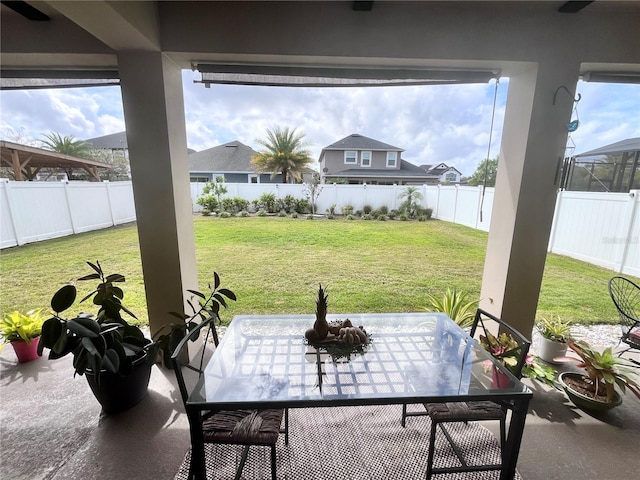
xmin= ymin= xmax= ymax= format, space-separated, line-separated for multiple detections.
xmin=500 ymin=396 xmax=531 ymax=480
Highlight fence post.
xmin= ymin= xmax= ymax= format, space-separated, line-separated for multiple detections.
xmin=547 ymin=190 xmax=563 ymax=253
xmin=452 ymin=185 xmax=459 ymax=224
xmin=2 ymin=180 xmax=21 ymax=246
xmin=617 ymin=190 xmax=639 ymax=273
xmin=104 ymin=181 xmax=117 ymax=226
xmin=63 ymin=181 xmax=79 ymax=234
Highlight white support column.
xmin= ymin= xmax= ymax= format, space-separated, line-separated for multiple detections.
xmin=118 ymin=51 xmax=198 ymax=337
xmin=480 ymin=61 xmax=581 ymax=336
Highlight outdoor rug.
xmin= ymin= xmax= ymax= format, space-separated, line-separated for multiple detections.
xmin=174 ymin=404 xmax=522 ymax=480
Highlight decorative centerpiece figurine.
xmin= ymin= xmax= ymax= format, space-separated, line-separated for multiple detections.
xmin=305 ymin=284 xmax=369 ymax=346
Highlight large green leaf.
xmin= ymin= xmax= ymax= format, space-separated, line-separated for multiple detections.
xmin=105 ymin=274 xmax=125 ymax=283
xmin=217 ymin=288 xmax=237 ymax=301
xmin=102 ymin=348 xmax=120 ymax=374
xmin=77 ymin=273 xmax=101 ymax=281
xmin=51 ymin=285 xmax=77 ymax=313
xmin=67 ymin=317 xmax=100 ymax=338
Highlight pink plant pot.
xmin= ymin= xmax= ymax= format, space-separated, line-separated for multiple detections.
xmin=11 ymin=337 xmax=41 ymax=363
xmin=492 ymin=366 xmax=512 ymax=388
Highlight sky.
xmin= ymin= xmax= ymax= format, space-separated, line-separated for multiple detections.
xmin=1 ymin=70 xmax=639 ymax=177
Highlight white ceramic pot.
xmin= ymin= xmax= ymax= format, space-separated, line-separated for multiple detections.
xmin=537 ymin=336 xmax=567 ymax=364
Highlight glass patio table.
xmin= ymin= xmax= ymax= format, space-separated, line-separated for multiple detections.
xmin=187 ymin=312 xmax=532 ymax=480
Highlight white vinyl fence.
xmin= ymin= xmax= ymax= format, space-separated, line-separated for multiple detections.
xmin=2 ymin=179 xmax=638 ymax=277
xmin=1 ymin=180 xmax=135 ymax=249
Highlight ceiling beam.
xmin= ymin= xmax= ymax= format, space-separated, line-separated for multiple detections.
xmin=1 ymin=1 xmax=49 ymax=21
xmin=44 ymin=0 xmax=161 ymax=51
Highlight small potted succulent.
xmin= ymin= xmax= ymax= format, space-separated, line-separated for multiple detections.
xmin=0 ymin=309 xmax=46 ymax=363
xmin=557 ymin=340 xmax=640 ymax=412
xmin=536 ymin=315 xmax=571 ymax=364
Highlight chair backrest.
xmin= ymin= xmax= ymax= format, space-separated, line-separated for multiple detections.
xmin=470 ymin=308 xmax=531 ymax=379
xmin=608 ymin=276 xmax=640 ymax=331
xmin=171 ymin=316 xmax=217 ymax=405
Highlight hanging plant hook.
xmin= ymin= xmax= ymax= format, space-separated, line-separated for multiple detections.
xmin=553 ymin=86 xmax=581 ymax=105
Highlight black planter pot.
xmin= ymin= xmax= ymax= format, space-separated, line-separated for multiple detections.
xmin=85 ymin=355 xmax=153 ymax=414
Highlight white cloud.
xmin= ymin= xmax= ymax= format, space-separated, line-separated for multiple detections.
xmin=1 ymin=73 xmax=637 ymax=177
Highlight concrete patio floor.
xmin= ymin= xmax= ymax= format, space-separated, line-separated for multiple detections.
xmin=1 ymin=344 xmax=639 ymax=480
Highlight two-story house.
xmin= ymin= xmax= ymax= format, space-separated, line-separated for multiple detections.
xmin=318 ymin=134 xmax=432 ymax=185
xmin=419 ymin=163 xmax=463 ymax=184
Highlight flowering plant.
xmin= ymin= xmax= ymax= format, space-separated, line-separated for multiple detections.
xmin=480 ymin=331 xmax=556 ymax=386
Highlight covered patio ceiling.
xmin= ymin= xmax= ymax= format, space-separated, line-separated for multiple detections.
xmin=0 ymin=140 xmax=111 ymax=181
xmin=1 ymin=0 xmax=638 ymax=342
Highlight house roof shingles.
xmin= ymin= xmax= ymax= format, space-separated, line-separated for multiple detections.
xmin=322 ymin=133 xmax=404 ymax=152
xmin=84 ymin=131 xmax=128 ymax=149
xmin=188 ymin=141 xmax=259 ymax=173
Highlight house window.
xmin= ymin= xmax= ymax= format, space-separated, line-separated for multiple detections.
xmin=386 ymin=152 xmax=397 ymax=167
xmin=446 ymin=172 xmax=457 ymax=182
xmin=361 ymin=151 xmax=372 ymax=167
xmin=345 ymin=151 xmax=357 ymax=164
xmin=190 ymin=176 xmax=209 ymax=183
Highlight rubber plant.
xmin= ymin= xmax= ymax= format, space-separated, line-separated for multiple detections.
xmin=39 ymin=261 xmax=155 ymax=383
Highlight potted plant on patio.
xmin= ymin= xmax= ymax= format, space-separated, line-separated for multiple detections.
xmin=0 ymin=309 xmax=46 ymax=363
xmin=535 ymin=314 xmax=571 ymax=364
xmin=557 ymin=340 xmax=640 ymax=412
xmin=39 ymin=261 xmax=236 ymax=413
xmin=39 ymin=261 xmax=157 ymax=413
xmin=480 ymin=330 xmax=557 ymax=387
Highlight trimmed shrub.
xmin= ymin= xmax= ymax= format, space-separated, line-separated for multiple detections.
xmin=240 ymin=210 xmax=249 ymax=217
xmin=342 ymin=205 xmax=354 ymax=216
xmin=219 ymin=211 xmax=231 ymax=218
xmin=278 ymin=210 xmax=287 ymax=217
xmin=425 ymin=208 xmax=433 ymax=219
xmin=378 ymin=205 xmax=389 ymax=215
xmin=399 ymin=213 xmax=409 ymax=221
xmin=361 ymin=214 xmax=372 ymax=220
xmin=378 ymin=215 xmax=387 ymax=221
xmin=346 ymin=214 xmax=355 ymax=221
xmin=418 ymin=215 xmax=427 ymax=222
xmin=257 ymin=209 xmax=267 ymax=217
xmin=363 ymin=204 xmax=373 ymax=214
xmin=306 ymin=214 xmax=314 ymax=220
xmin=291 ymin=212 xmax=298 ymax=219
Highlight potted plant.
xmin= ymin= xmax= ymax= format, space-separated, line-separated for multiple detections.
xmin=153 ymin=271 xmax=236 ymax=368
xmin=39 ymin=261 xmax=157 ymax=413
xmin=423 ymin=288 xmax=478 ymax=329
xmin=0 ymin=309 xmax=46 ymax=363
xmin=536 ymin=314 xmax=571 ymax=364
xmin=557 ymin=340 xmax=640 ymax=412
xmin=480 ymin=330 xmax=557 ymax=387
xmin=38 ymin=261 xmax=236 ymax=413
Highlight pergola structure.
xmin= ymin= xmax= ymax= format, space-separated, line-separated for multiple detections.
xmin=1 ymin=1 xmax=638 ymax=349
xmin=0 ymin=140 xmax=111 ymax=181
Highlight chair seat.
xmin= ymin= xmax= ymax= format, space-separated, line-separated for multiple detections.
xmin=202 ymin=409 xmax=284 ymax=445
xmin=424 ymin=401 xmax=506 ymax=422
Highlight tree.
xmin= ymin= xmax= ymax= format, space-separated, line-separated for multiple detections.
xmin=39 ymin=132 xmax=94 ymax=180
xmin=303 ymin=172 xmax=323 ymax=215
xmin=40 ymin=132 xmax=92 ymax=158
xmin=252 ymin=127 xmax=313 ymax=183
xmin=88 ymin=148 xmax=131 ymax=181
xmin=201 ymin=176 xmax=228 ymax=210
xmin=398 ymin=186 xmax=424 ymax=217
xmin=467 ymin=157 xmax=499 ymax=187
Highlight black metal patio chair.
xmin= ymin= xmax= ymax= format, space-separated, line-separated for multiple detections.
xmin=172 ymin=316 xmax=288 ymax=480
xmin=609 ymin=276 xmax=640 ymax=365
xmin=401 ymin=308 xmax=530 ymax=479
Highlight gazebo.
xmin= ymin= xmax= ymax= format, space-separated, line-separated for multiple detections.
xmin=0 ymin=140 xmax=111 ymax=181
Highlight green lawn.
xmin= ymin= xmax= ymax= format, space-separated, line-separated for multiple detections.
xmin=0 ymin=217 xmax=630 ymax=327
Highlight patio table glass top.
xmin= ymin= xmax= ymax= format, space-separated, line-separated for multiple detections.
xmin=197 ymin=313 xmax=531 ymax=409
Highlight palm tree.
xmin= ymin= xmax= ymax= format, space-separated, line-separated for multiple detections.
xmin=252 ymin=127 xmax=313 ymax=183
xmin=40 ymin=132 xmax=92 ymax=158
xmin=398 ymin=186 xmax=424 ymax=217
